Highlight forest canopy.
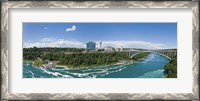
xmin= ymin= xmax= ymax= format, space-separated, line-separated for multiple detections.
xmin=164 ymin=56 xmax=177 ymax=78
xmin=23 ymin=48 xmax=132 ymax=68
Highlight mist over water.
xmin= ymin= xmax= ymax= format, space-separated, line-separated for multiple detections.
xmin=23 ymin=52 xmax=169 ymax=78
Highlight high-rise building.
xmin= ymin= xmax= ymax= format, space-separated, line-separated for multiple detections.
xmin=86 ymin=41 xmax=96 ymax=51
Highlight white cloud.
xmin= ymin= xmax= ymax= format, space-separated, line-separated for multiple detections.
xmin=41 ymin=38 xmax=55 ymax=42
xmin=23 ymin=38 xmax=84 ymax=48
xmin=96 ymin=40 xmax=168 ymax=49
xmin=23 ymin=38 xmax=169 ymax=49
xmin=66 ymin=25 xmax=76 ymax=32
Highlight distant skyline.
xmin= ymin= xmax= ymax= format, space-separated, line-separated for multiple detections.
xmin=23 ymin=23 xmax=177 ymax=49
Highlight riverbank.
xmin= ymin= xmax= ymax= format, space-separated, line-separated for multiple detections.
xmin=24 ymin=59 xmax=134 ymax=69
xmin=164 ymin=56 xmax=177 ymax=78
xmin=23 ymin=50 xmax=151 ymax=69
xmin=23 ymin=52 xmax=131 ymax=68
xmin=23 ymin=52 xmax=169 ymax=78
xmin=55 ymin=60 xmax=134 ymax=69
xmin=134 ymin=52 xmax=151 ymax=61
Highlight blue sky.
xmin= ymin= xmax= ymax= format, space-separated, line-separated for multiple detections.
xmin=23 ymin=23 xmax=177 ymax=49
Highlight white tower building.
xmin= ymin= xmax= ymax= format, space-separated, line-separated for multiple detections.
xmin=120 ymin=46 xmax=123 ymax=51
xmin=100 ymin=41 xmax=102 ymax=49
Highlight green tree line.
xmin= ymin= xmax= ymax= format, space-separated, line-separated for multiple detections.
xmin=23 ymin=48 xmax=131 ymax=68
xmin=23 ymin=48 xmax=153 ymax=68
xmin=133 ymin=52 xmax=150 ymax=60
xmin=164 ymin=56 xmax=177 ymax=78
xmin=57 ymin=52 xmax=131 ymax=67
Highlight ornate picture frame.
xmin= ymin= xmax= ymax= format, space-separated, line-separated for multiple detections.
xmin=1 ymin=1 xmax=199 ymax=100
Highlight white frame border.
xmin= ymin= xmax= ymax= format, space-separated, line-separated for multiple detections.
xmin=1 ymin=1 xmax=199 ymax=100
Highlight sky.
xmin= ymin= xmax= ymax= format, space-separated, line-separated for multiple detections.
xmin=23 ymin=23 xmax=177 ymax=49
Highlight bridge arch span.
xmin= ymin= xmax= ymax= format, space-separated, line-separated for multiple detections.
xmin=130 ymin=51 xmax=171 ymax=60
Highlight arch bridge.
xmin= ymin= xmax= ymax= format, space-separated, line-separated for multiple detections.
xmin=122 ymin=49 xmax=177 ymax=60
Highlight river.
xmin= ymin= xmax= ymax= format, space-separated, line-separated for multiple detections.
xmin=23 ymin=52 xmax=169 ymax=78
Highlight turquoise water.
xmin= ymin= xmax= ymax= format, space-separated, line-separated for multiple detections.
xmin=23 ymin=52 xmax=169 ymax=78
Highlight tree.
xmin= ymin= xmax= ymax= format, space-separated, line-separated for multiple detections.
xmin=164 ymin=56 xmax=177 ymax=78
